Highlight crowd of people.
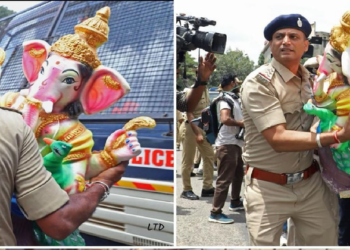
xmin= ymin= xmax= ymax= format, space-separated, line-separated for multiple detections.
xmin=176 ymin=13 xmax=350 ymax=246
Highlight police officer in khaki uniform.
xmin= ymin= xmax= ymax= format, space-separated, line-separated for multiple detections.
xmin=0 ymin=107 xmax=129 ymax=245
xmin=241 ymin=14 xmax=350 ymax=246
xmin=180 ymin=85 xmax=215 ymax=200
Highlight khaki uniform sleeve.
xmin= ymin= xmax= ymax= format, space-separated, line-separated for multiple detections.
xmin=242 ymin=77 xmax=286 ymax=133
xmin=176 ymin=110 xmax=181 ymax=121
xmin=15 ymin=120 xmax=69 ymax=220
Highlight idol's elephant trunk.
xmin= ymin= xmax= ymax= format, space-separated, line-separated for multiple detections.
xmin=313 ymin=72 xmax=327 ymax=97
xmin=21 ymin=97 xmax=54 ymax=129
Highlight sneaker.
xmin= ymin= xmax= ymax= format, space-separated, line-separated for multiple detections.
xmin=280 ymin=231 xmax=287 ymax=246
xmin=208 ymin=213 xmax=234 ymax=224
xmin=176 ymin=146 xmax=180 ymax=151
xmin=229 ymin=199 xmax=244 ymax=211
xmin=180 ymin=191 xmax=199 ymax=200
xmin=201 ymin=187 xmax=215 ymax=197
xmin=193 ymin=163 xmax=200 ymax=169
xmin=190 ymin=171 xmax=196 ymax=177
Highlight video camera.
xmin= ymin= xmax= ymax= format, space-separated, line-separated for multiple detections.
xmin=176 ymin=14 xmax=227 ymax=65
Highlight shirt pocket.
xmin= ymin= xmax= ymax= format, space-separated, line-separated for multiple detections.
xmin=282 ymin=101 xmax=301 ymax=114
xmin=282 ymin=101 xmax=303 ymax=130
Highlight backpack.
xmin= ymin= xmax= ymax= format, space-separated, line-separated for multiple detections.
xmin=193 ymin=92 xmax=236 ymax=144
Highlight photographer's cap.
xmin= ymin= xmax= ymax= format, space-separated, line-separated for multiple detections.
xmin=264 ymin=14 xmax=311 ymax=41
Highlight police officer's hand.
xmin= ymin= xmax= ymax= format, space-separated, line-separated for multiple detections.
xmin=196 ymin=134 xmax=204 ymax=144
xmin=337 ymin=113 xmax=350 ymax=143
xmin=197 ymin=52 xmax=217 ymax=82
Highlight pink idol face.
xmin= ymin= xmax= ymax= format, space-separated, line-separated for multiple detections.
xmin=28 ymin=54 xmax=85 ymax=109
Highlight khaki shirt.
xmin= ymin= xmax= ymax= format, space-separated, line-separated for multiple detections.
xmin=184 ymin=87 xmax=210 ymax=118
xmin=176 ymin=110 xmax=184 ymax=123
xmin=241 ymin=58 xmax=314 ymax=173
xmin=0 ymin=108 xmax=69 ymax=245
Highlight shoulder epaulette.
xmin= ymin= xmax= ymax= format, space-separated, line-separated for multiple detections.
xmin=255 ymin=65 xmax=275 ymax=85
xmin=0 ymin=106 xmax=23 ymax=115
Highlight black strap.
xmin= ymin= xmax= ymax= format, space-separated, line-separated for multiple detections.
xmin=214 ymin=92 xmax=236 ymax=134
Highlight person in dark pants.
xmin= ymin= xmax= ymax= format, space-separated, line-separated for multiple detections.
xmin=208 ymin=74 xmax=245 ymax=224
xmin=339 ymin=196 xmax=350 ymax=246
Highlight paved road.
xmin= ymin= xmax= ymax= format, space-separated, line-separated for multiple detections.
xmin=176 ymin=148 xmax=250 ymax=246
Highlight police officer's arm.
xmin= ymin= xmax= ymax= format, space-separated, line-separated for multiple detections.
xmin=220 ymin=108 xmax=244 ymax=127
xmin=186 ymin=53 xmax=216 ymax=112
xmin=242 ymin=78 xmax=350 ymax=152
xmin=187 ymin=111 xmax=204 ymax=144
xmin=36 ymin=163 xmax=128 ymax=240
xmin=261 ymin=124 xmax=339 ymax=152
xmin=15 ymin=119 xmax=128 ymax=240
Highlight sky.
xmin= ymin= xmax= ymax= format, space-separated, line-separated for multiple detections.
xmin=175 ymin=0 xmax=350 ymax=65
xmin=0 ymin=1 xmax=44 ymax=13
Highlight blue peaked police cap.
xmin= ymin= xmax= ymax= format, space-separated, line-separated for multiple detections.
xmin=264 ymin=14 xmax=312 ymax=41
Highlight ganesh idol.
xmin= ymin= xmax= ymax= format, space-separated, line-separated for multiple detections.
xmin=303 ymin=10 xmax=350 ymax=198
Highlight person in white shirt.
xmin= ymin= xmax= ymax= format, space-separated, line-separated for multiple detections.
xmin=208 ymin=73 xmax=245 ymax=224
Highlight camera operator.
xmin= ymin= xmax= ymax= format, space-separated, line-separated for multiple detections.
xmin=176 ymin=13 xmax=225 ymax=200
xmin=179 ymin=65 xmax=218 ymax=200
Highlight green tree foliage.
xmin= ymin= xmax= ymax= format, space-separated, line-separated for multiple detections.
xmin=176 ymin=52 xmax=197 ymax=90
xmin=0 ymin=6 xmax=16 ymax=37
xmin=258 ymin=53 xmax=265 ymax=66
xmin=177 ymin=49 xmax=256 ymax=90
xmin=208 ymin=48 xmax=255 ymax=88
xmin=0 ymin=6 xmax=15 ymax=19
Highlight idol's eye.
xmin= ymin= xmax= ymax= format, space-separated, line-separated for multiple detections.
xmin=326 ymin=53 xmax=334 ymax=62
xmin=63 ymin=77 xmax=76 ymax=85
xmin=40 ymin=67 xmax=44 ymax=74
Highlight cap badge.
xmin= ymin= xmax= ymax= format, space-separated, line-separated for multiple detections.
xmin=297 ymin=18 xmax=302 ymax=27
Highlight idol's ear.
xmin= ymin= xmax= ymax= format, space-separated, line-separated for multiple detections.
xmin=80 ymin=65 xmax=130 ymax=114
xmin=22 ymin=40 xmax=50 ymax=83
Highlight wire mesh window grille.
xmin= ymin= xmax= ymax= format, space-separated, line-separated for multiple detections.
xmin=0 ymin=1 xmax=174 ymax=116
